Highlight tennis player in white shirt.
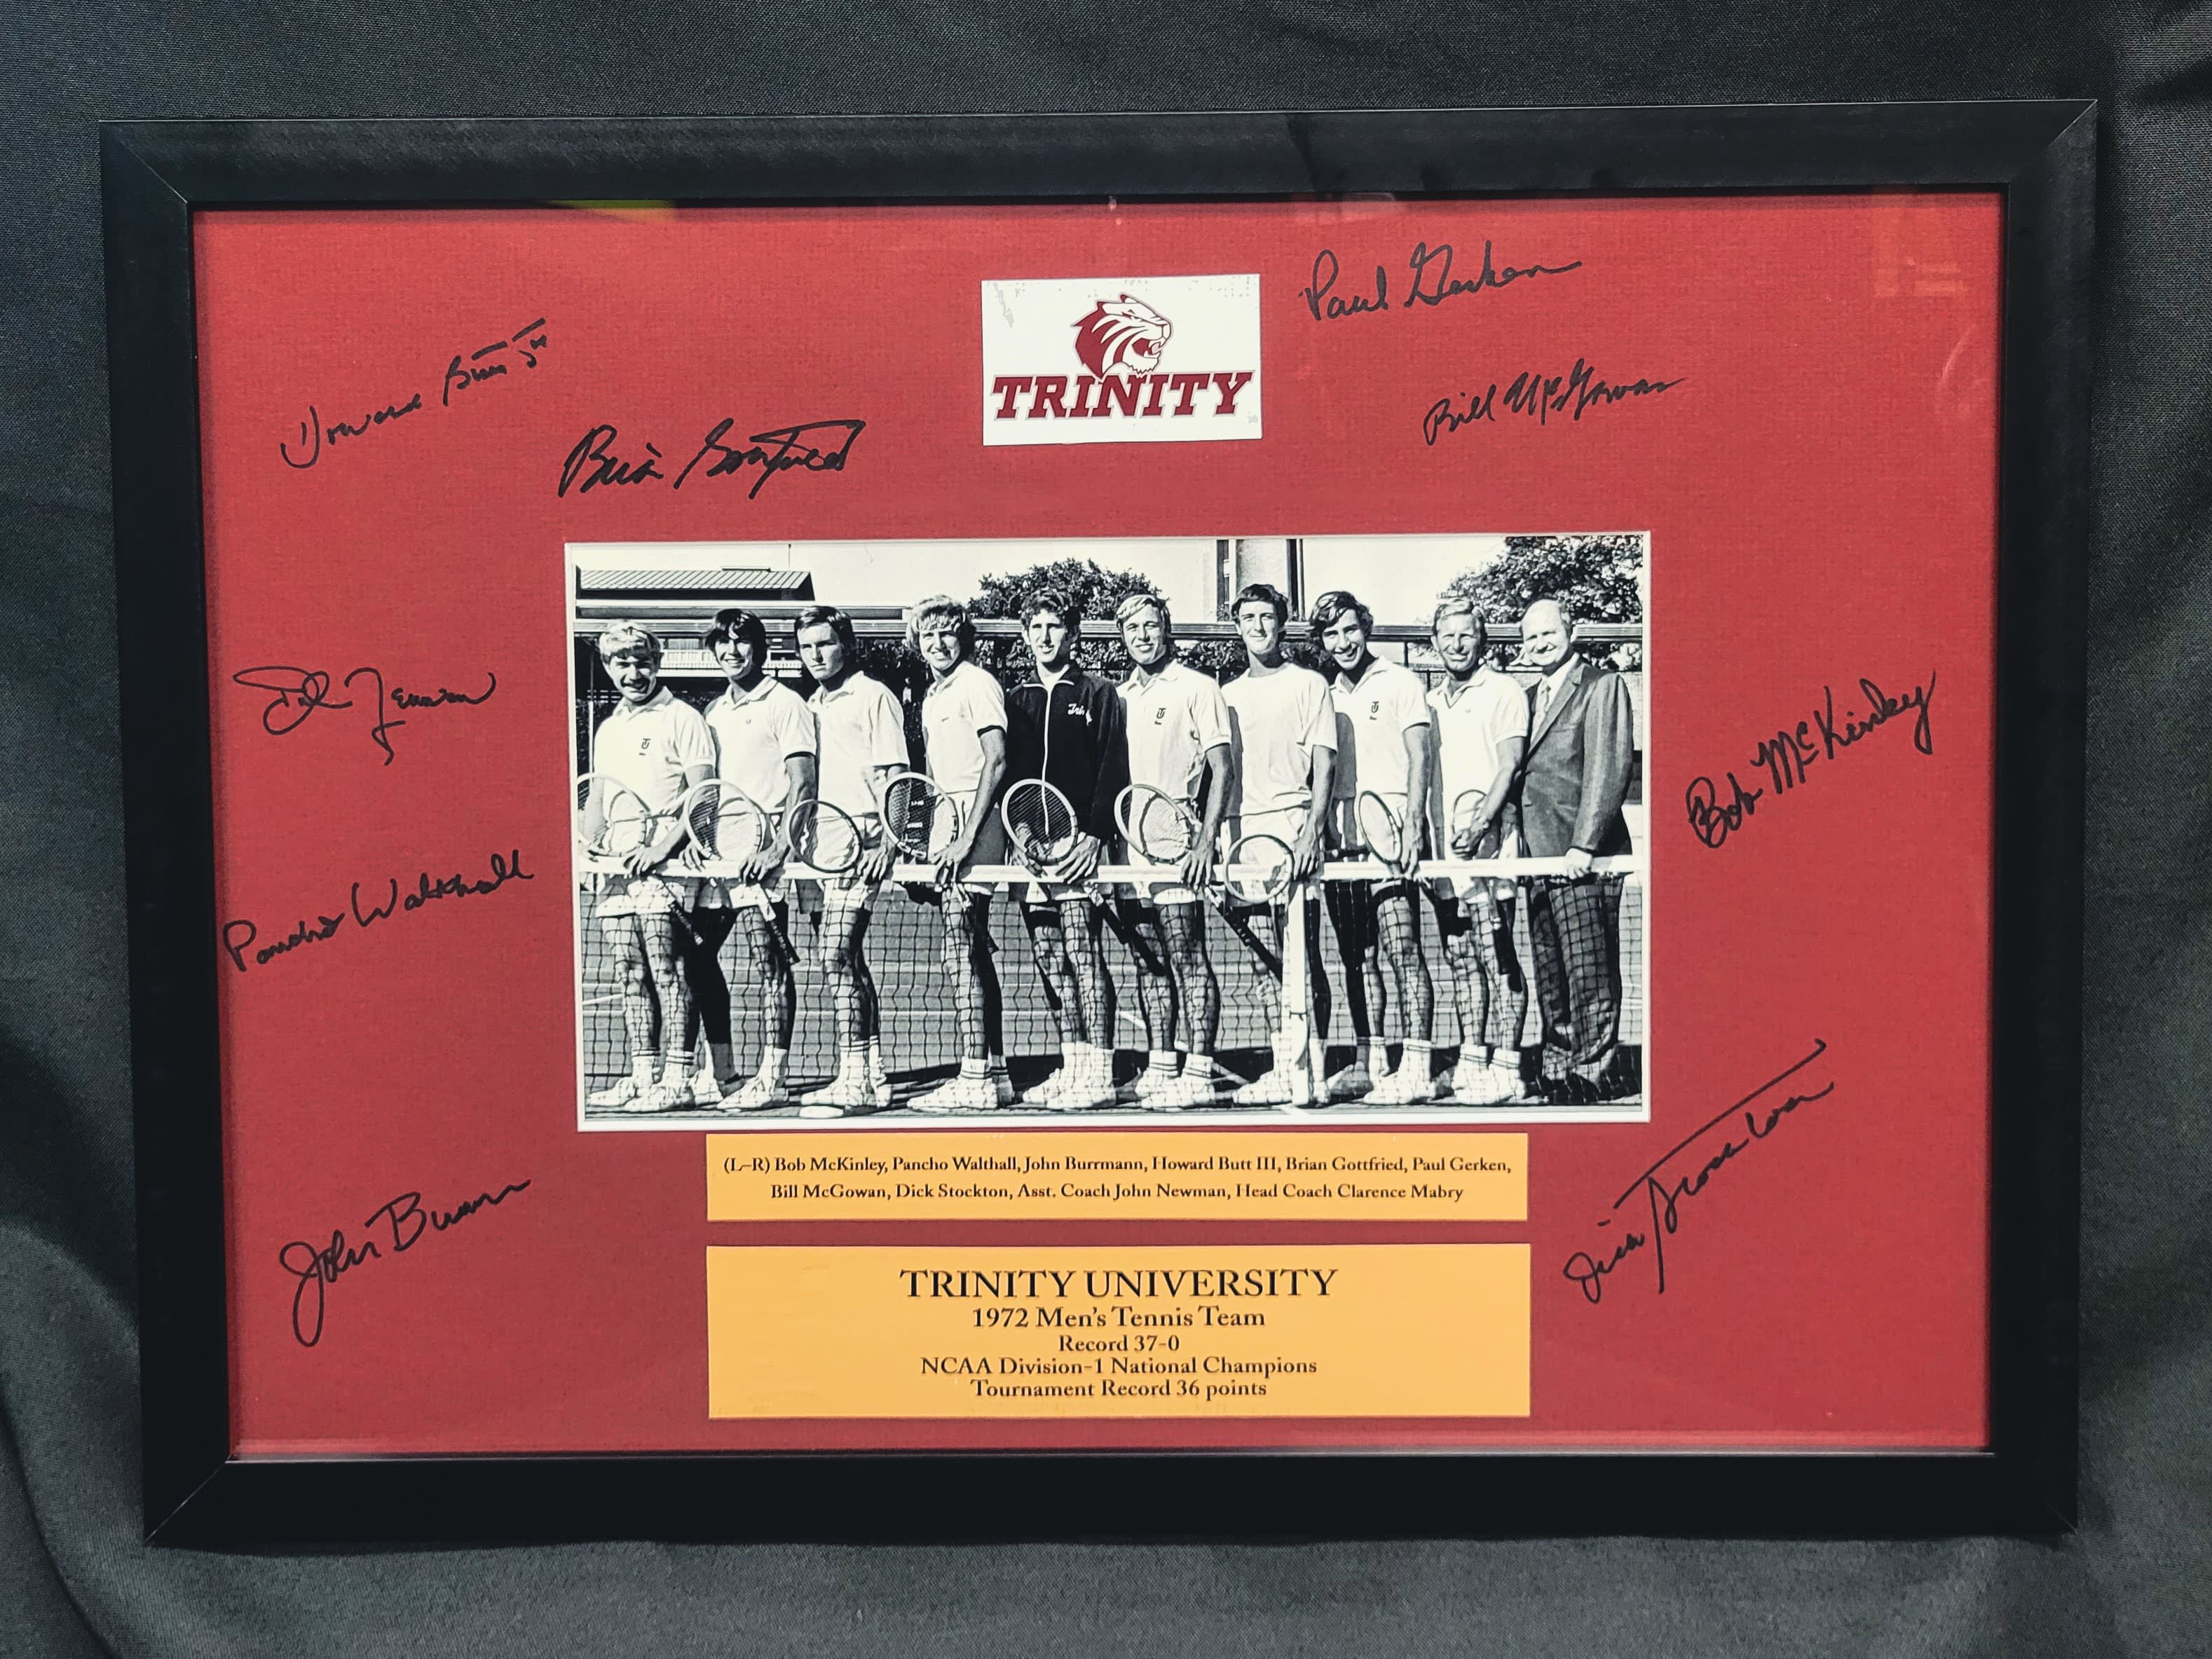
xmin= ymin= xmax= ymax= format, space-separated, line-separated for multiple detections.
xmin=1114 ymin=590 xmax=1235 ymax=1110
xmin=1313 ymin=589 xmax=1437 ymax=1105
xmin=791 ymin=605 xmax=908 ymax=1117
xmin=581 ymin=624 xmax=714 ymax=1114
xmin=1424 ymin=596 xmax=1531 ymax=1103
xmin=699 ymin=607 xmax=818 ymax=1112
xmin=905 ymin=595 xmax=1016 ymax=1114
xmin=1218 ymin=582 xmax=1337 ymax=1105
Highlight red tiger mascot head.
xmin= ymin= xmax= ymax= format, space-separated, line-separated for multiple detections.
xmin=1072 ymin=295 xmax=1173 ymax=377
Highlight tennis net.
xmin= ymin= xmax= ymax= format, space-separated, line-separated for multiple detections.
xmin=575 ymin=854 xmax=1644 ymax=1119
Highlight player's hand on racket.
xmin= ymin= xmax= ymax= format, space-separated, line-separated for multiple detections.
xmin=1289 ymin=817 xmax=1325 ymax=882
xmin=1055 ymin=830 xmax=1104 ymax=884
xmin=856 ymin=828 xmax=894 ymax=886
xmin=1180 ymin=833 xmax=1217 ymax=893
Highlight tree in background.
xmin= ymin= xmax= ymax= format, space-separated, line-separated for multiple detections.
xmin=1442 ymin=532 xmax=1645 ymax=669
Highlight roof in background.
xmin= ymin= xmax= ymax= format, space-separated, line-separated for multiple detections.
xmin=576 ymin=568 xmax=814 ymax=597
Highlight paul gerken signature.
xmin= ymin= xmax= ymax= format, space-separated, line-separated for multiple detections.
xmin=1561 ymin=1039 xmax=1836 ymax=1305
xmin=280 ymin=1181 xmax=531 ymax=1347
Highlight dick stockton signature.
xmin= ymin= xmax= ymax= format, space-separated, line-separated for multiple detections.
xmin=231 ymin=664 xmax=496 ymax=765
xmin=1686 ymin=673 xmax=1936 ymax=850
xmin=280 ymin=1180 xmax=531 ymax=1346
xmin=1561 ymin=1039 xmax=1836 ymax=1304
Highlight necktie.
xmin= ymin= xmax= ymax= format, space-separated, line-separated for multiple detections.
xmin=1535 ymin=676 xmax=1555 ymax=728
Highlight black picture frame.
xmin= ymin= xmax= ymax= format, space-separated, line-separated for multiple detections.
xmin=103 ymin=104 xmax=2091 ymax=1546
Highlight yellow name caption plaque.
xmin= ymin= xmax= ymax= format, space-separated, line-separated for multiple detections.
xmin=706 ymin=1245 xmax=1530 ymax=1419
xmin=706 ymin=1133 xmax=1525 ymax=1222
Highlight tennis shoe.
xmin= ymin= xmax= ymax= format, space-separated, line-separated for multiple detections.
xmin=1325 ymin=1060 xmax=1376 ymax=1101
xmin=908 ymin=1074 xmax=1001 ymax=1115
xmin=1020 ymin=1065 xmax=1070 ymax=1107
xmin=720 ymin=1073 xmax=787 ymax=1112
xmin=868 ymin=1063 xmax=894 ymax=1110
xmin=1153 ymin=1072 xmax=1223 ymax=1111
xmin=1046 ymin=1061 xmax=1118 ymax=1112
xmin=1487 ymin=1060 xmax=1529 ymax=1103
xmin=796 ymin=1072 xmax=877 ymax=1118
xmin=1367 ymin=1066 xmax=1438 ymax=1106
xmin=1134 ymin=1058 xmax=1184 ymax=1099
xmin=587 ymin=1076 xmax=643 ymax=1109
xmin=689 ymin=1069 xmax=729 ymax=1108
xmin=630 ymin=1081 xmax=685 ymax=1114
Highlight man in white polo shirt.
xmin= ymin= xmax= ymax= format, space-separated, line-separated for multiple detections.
xmin=791 ymin=604 xmax=910 ymax=1117
xmin=1313 ymin=589 xmax=1435 ymax=1105
xmin=906 ymin=594 xmax=1015 ymax=1115
xmin=582 ymin=624 xmax=714 ymax=1115
xmin=1219 ymin=582 xmax=1337 ymax=1105
xmin=1424 ymin=595 xmax=1531 ymax=1105
xmin=699 ymin=607 xmax=818 ymax=1112
xmin=1114 ymin=590 xmax=1234 ymax=1110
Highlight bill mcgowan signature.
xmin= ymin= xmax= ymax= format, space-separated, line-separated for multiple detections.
xmin=280 ymin=1180 xmax=532 ymax=1346
xmin=1561 ymin=1039 xmax=1836 ymax=1304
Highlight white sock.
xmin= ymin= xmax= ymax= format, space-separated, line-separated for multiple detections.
xmin=866 ymin=1036 xmax=885 ymax=1077
xmin=838 ymin=1044 xmax=868 ymax=1081
xmin=1364 ymin=1040 xmax=1391 ymax=1075
xmin=960 ymin=1056 xmax=988 ymax=1079
xmin=757 ymin=1046 xmax=787 ymax=1084
xmin=1404 ymin=1040 xmax=1432 ymax=1068
xmin=631 ymin=1054 xmax=654 ymax=1086
xmin=1147 ymin=1049 xmax=1180 ymax=1074
xmin=661 ymin=1051 xmax=689 ymax=1085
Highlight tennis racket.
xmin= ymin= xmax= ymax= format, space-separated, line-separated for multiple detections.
xmin=1447 ymin=788 xmax=1489 ymax=857
xmin=681 ymin=779 xmax=772 ymax=871
xmin=1219 ymin=831 xmax=1296 ymax=906
xmin=784 ymin=796 xmax=864 ymax=877
xmin=1000 ymin=777 xmax=1081 ymax=873
xmin=1117 ymin=783 xmax=1200 ymax=864
xmin=1355 ymin=789 xmax=1408 ymax=867
xmin=575 ymin=772 xmax=662 ymax=868
xmin=875 ymin=770 xmax=962 ymax=861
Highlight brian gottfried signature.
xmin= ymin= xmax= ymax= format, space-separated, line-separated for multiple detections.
xmin=557 ymin=417 xmax=865 ymax=500
xmin=1561 ymin=1039 xmax=1836 ymax=1304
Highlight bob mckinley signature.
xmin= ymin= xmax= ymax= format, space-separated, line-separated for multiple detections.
xmin=557 ymin=416 xmax=865 ymax=500
xmin=1686 ymin=672 xmax=1937 ymax=851
xmin=1561 ymin=1040 xmax=1836 ymax=1305
xmin=279 ymin=1180 xmax=531 ymax=1347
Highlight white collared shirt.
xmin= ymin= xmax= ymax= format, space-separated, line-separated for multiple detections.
xmin=704 ymin=674 xmax=817 ymax=810
xmin=1329 ymin=656 xmax=1430 ymax=808
xmin=809 ymin=672 xmax=908 ymax=819
xmin=1121 ymin=659 xmax=1231 ymax=803
xmin=591 ymin=687 xmax=714 ymax=811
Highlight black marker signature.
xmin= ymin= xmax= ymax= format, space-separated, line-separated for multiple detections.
xmin=1423 ymin=361 xmax=1681 ymax=443
xmin=231 ymin=664 xmax=496 ymax=763
xmin=1689 ymin=673 xmax=1937 ymax=848
xmin=278 ymin=318 xmax=549 ymax=471
xmin=1562 ymin=1039 xmax=1836 ymax=1305
xmin=1302 ymin=240 xmax=1583 ymax=324
xmin=558 ymin=418 xmax=866 ymax=499
xmin=280 ymin=1179 xmax=531 ymax=1346
xmin=220 ymin=848 xmax=533 ymax=974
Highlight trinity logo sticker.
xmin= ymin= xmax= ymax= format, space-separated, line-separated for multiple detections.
xmin=981 ymin=275 xmax=1262 ymax=446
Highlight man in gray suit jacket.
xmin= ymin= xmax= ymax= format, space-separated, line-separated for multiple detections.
xmin=1514 ymin=599 xmax=1637 ymax=1101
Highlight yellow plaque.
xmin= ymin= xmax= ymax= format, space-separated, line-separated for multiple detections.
xmin=706 ymin=1245 xmax=1529 ymax=1419
xmin=706 ymin=1133 xmax=1525 ymax=1222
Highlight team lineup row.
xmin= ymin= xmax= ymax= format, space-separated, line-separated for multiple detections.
xmin=574 ymin=581 xmax=1641 ymax=1117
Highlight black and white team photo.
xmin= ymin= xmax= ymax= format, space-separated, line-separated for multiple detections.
xmin=568 ymin=534 xmax=1648 ymax=1127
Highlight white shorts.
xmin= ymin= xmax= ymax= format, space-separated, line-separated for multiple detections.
xmin=594 ymin=872 xmax=698 ymax=919
xmin=714 ymin=868 xmax=786 ymax=915
xmin=1135 ymin=880 xmax=1201 ymax=907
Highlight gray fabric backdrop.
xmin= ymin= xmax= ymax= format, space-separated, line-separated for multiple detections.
xmin=3 ymin=4 xmax=2206 ymax=1653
